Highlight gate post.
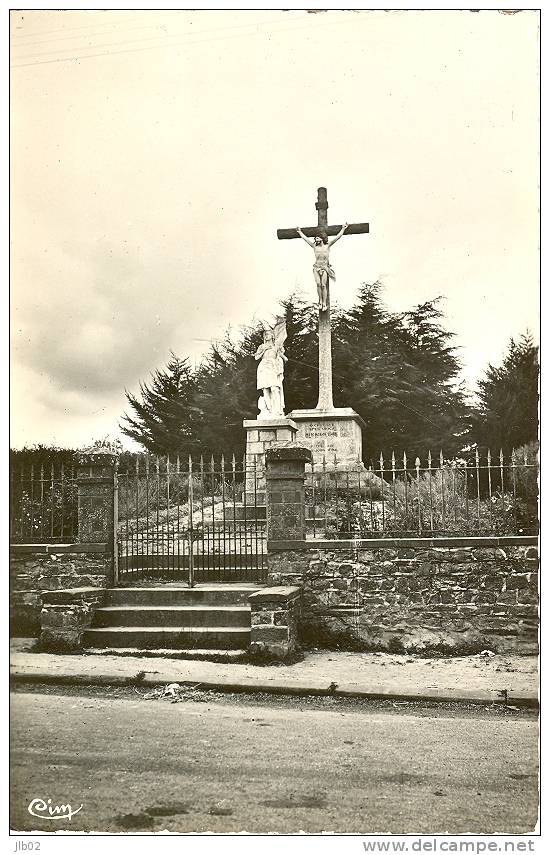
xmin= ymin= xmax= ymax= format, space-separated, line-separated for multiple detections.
xmin=249 ymin=446 xmax=311 ymax=660
xmin=264 ymin=446 xmax=312 ymax=545
xmin=77 ymin=448 xmax=117 ymax=586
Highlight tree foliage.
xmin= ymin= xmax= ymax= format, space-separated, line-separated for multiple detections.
xmin=120 ymin=285 xmax=474 ymax=460
xmin=121 ymin=353 xmax=199 ymax=453
xmin=470 ymin=333 xmax=539 ymax=454
xmin=331 ymin=284 xmax=471 ymax=460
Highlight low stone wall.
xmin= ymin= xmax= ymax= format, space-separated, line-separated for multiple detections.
xmin=249 ymin=586 xmax=302 ymax=659
xmin=10 ymin=545 xmax=111 ymax=636
xmin=267 ymin=537 xmax=539 ymax=655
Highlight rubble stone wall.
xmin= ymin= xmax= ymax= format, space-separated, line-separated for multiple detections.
xmin=267 ymin=538 xmax=538 ymax=655
xmin=10 ymin=545 xmax=110 ymax=636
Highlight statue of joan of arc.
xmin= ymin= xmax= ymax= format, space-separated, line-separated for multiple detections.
xmin=254 ymin=317 xmax=287 ymax=418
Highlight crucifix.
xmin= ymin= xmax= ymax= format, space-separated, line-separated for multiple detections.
xmin=277 ymin=187 xmax=369 ymax=410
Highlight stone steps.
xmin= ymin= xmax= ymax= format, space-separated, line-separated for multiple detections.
xmin=83 ymin=584 xmax=262 ymax=653
xmin=106 ymin=585 xmax=261 ymax=605
xmin=83 ymin=626 xmax=250 ymax=650
xmin=94 ymin=605 xmax=251 ymax=628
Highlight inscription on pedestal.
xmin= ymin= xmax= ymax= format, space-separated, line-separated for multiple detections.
xmin=288 ymin=408 xmax=365 ymax=468
xmin=304 ymin=422 xmax=338 ymax=439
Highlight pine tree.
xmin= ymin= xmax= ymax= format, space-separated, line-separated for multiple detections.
xmin=332 ymin=283 xmax=471 ymax=460
xmin=277 ymin=294 xmax=319 ymax=413
xmin=471 ymin=333 xmax=539 ymax=454
xmin=120 ymin=353 xmax=198 ymax=455
xmin=121 ymin=287 xmax=472 ymax=461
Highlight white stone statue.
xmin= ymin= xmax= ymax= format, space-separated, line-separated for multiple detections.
xmin=296 ymin=223 xmax=348 ymax=311
xmin=255 ymin=318 xmax=287 ymax=418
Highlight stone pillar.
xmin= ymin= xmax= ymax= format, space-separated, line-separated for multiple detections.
xmin=265 ymin=446 xmax=312 ymax=544
xmin=249 ymin=586 xmax=302 ymax=659
xmin=77 ymin=449 xmax=116 ymax=584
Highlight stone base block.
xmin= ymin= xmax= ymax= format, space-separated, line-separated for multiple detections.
xmin=243 ymin=417 xmax=298 ymax=493
xmin=248 ymin=585 xmax=301 ymax=659
xmin=39 ymin=587 xmax=106 ymax=652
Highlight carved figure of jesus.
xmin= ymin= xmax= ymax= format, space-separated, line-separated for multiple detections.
xmin=296 ymin=223 xmax=348 ymax=311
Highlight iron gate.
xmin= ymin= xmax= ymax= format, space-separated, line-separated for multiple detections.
xmin=115 ymin=454 xmax=266 ymax=585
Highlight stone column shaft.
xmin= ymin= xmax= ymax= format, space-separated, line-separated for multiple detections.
xmin=317 ymin=299 xmax=334 ymax=411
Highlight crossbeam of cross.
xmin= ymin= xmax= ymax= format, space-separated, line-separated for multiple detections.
xmin=276 ymin=187 xmax=369 ymax=241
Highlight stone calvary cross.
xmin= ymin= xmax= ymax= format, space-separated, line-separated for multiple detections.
xmin=277 ymin=187 xmax=369 ymax=410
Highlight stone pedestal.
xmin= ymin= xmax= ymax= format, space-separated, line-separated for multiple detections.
xmin=243 ymin=417 xmax=298 ymax=502
xmin=286 ymin=407 xmax=365 ymax=470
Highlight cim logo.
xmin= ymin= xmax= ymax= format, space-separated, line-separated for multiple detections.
xmin=27 ymin=798 xmax=83 ymax=821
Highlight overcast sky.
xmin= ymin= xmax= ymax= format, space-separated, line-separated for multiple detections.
xmin=10 ymin=9 xmax=539 ymax=450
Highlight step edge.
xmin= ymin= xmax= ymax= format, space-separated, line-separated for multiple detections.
xmin=98 ymin=605 xmax=251 ymax=611
xmin=84 ymin=626 xmax=251 ymax=634
xmin=107 ymin=586 xmax=263 ymax=591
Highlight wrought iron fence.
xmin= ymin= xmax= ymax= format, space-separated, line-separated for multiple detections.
xmin=305 ymin=449 xmax=538 ymax=539
xmin=10 ymin=447 xmax=538 ymax=550
xmin=10 ymin=462 xmax=78 ymax=543
xmin=116 ymin=454 xmax=267 ymax=584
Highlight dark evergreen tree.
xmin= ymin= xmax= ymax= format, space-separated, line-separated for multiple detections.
xmin=332 ymin=283 xmax=471 ymax=461
xmin=188 ymin=327 xmax=263 ymax=459
xmin=276 ymin=294 xmax=319 ymax=413
xmin=470 ymin=333 xmax=539 ymax=454
xmin=120 ymin=353 xmax=198 ymax=454
xmin=121 ymin=287 xmax=473 ymax=461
